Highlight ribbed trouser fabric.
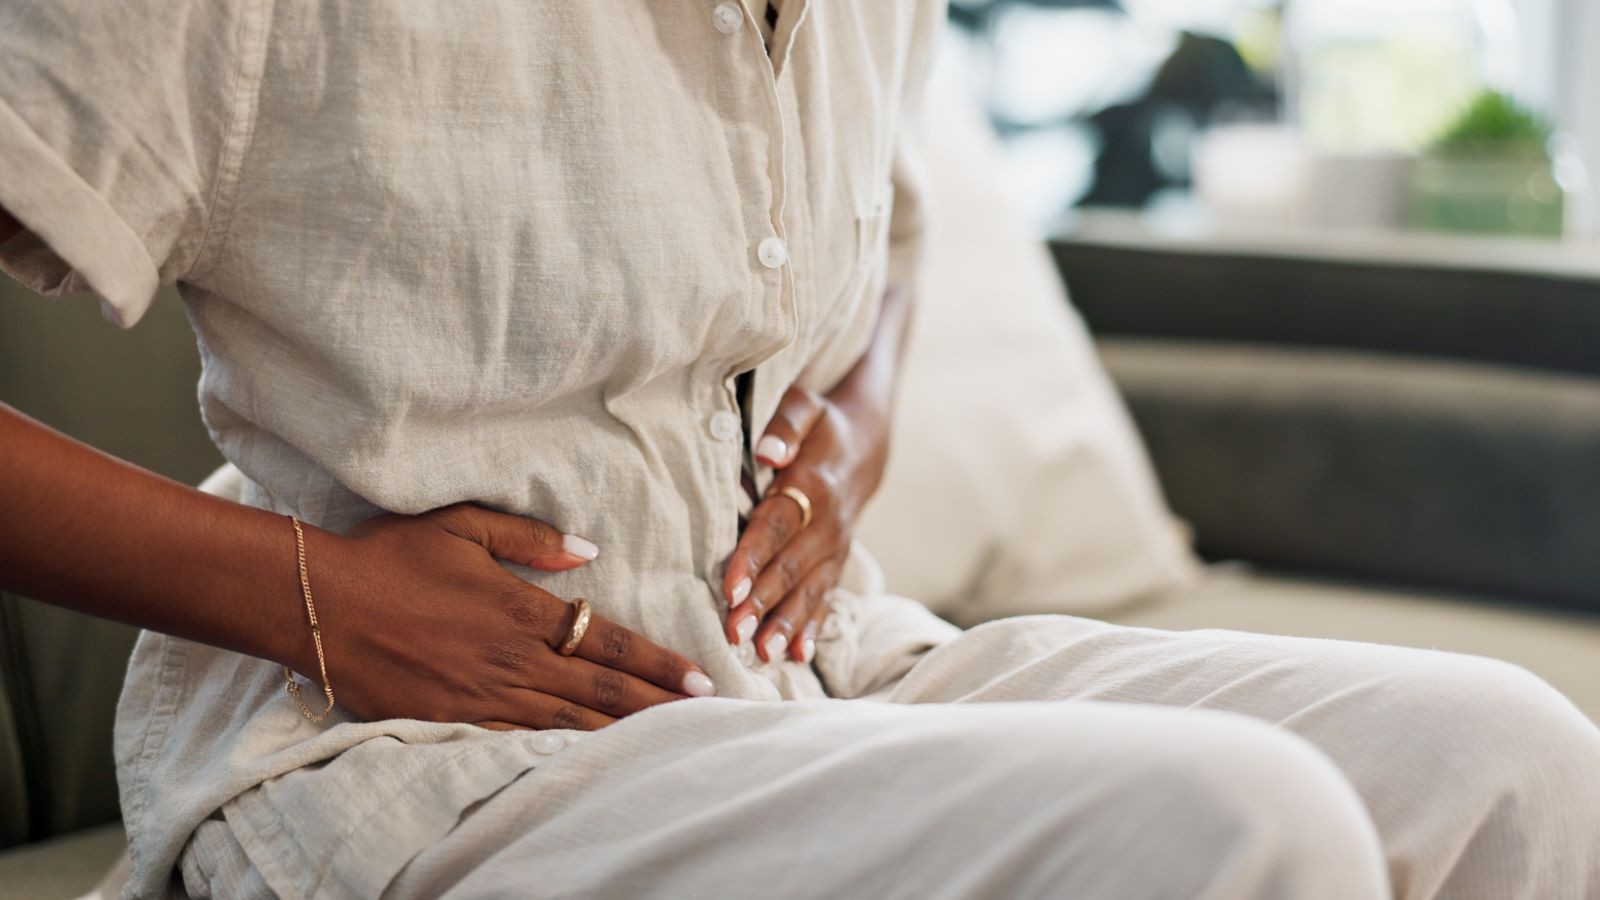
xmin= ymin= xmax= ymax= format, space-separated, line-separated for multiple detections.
xmin=180 ymin=615 xmax=1600 ymax=900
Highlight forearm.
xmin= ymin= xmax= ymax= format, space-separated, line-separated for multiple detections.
xmin=829 ymin=281 xmax=914 ymax=416
xmin=0 ymin=402 xmax=311 ymax=670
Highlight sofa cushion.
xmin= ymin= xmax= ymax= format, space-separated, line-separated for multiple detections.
xmin=0 ymin=821 xmax=125 ymax=900
xmin=1102 ymin=339 xmax=1600 ymax=613
xmin=1110 ymin=567 xmax=1600 ymax=723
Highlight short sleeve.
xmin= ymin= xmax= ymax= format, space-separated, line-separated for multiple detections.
xmin=884 ymin=0 xmax=946 ymax=294
xmin=0 ymin=0 xmax=263 ymax=328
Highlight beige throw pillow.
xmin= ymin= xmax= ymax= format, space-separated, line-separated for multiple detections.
xmin=856 ymin=84 xmax=1198 ymax=627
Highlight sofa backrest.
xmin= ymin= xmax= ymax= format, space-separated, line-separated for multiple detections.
xmin=1056 ymin=235 xmax=1600 ymax=614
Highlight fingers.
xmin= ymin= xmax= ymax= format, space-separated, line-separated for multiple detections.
xmin=722 ymin=484 xmax=806 ymax=612
xmin=755 ymin=386 xmax=825 ymax=468
xmin=530 ymin=643 xmax=687 ymax=717
xmin=474 ymin=721 xmax=528 ymax=732
xmin=753 ymin=552 xmax=845 ymax=663
xmin=723 ymin=487 xmax=811 ymax=644
xmin=567 ymin=608 xmax=717 ymax=698
xmin=796 ymin=592 xmax=832 ymax=662
xmin=501 ymin=689 xmax=619 ymax=731
xmin=733 ymin=513 xmax=831 ymax=651
xmin=432 ymin=503 xmax=599 ymax=571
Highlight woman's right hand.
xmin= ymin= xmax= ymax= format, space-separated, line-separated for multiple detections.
xmin=299 ymin=503 xmax=715 ymax=731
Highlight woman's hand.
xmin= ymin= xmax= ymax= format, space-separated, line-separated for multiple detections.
xmin=720 ymin=383 xmax=892 ymax=664
xmin=303 ymin=503 xmax=715 ymax=731
xmin=720 ymin=284 xmax=912 ymax=664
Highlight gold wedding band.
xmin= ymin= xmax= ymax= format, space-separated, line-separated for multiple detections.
xmin=559 ymin=598 xmax=592 ymax=656
xmin=776 ymin=485 xmax=813 ymax=530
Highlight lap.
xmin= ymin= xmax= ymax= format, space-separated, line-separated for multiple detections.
xmin=186 ymin=614 xmax=1596 ymax=899
xmin=387 ymin=617 xmax=1462 ymax=898
xmin=386 ymin=693 xmax=1381 ymax=899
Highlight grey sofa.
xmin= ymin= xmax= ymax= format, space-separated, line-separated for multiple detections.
xmin=4 ymin=238 xmax=1600 ymax=897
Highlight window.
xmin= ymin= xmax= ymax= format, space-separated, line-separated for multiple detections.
xmin=949 ymin=0 xmax=1596 ymax=238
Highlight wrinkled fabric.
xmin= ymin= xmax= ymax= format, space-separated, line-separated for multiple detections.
xmin=180 ymin=617 xmax=1600 ymax=900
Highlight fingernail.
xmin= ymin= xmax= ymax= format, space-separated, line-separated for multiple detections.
xmin=763 ymin=633 xmax=788 ymax=663
xmin=735 ymin=614 xmax=757 ymax=645
xmin=755 ymin=435 xmax=788 ymax=465
xmin=562 ymin=534 xmax=599 ymax=561
xmin=682 ymin=671 xmax=716 ymax=697
xmin=800 ymin=636 xmax=816 ymax=663
xmin=730 ymin=577 xmax=752 ymax=606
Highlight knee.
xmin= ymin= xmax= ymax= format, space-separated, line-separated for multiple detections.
xmin=1143 ymin=717 xmax=1388 ymax=900
xmin=978 ymin=710 xmax=1387 ymax=900
xmin=1383 ymin=654 xmax=1600 ymax=801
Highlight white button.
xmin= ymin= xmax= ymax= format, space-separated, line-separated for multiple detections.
xmin=712 ymin=3 xmax=744 ymax=34
xmin=531 ymin=731 xmax=565 ymax=754
xmin=709 ymin=410 xmax=741 ymax=442
xmin=757 ymin=236 xmax=789 ymax=269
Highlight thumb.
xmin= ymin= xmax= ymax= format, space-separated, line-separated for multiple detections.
xmin=430 ymin=503 xmax=599 ymax=571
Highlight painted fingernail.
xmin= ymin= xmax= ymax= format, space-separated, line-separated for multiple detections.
xmin=730 ymin=577 xmax=752 ymax=606
xmin=755 ymin=435 xmax=788 ymax=465
xmin=562 ymin=534 xmax=599 ymax=561
xmin=682 ymin=671 xmax=716 ymax=697
xmin=735 ymin=614 xmax=757 ymax=645
xmin=763 ymin=633 xmax=788 ymax=663
xmin=800 ymin=636 xmax=816 ymax=663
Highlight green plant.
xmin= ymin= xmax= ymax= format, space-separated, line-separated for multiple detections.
xmin=1430 ymin=90 xmax=1553 ymax=156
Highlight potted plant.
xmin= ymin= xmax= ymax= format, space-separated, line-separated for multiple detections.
xmin=1406 ymin=90 xmax=1565 ymax=237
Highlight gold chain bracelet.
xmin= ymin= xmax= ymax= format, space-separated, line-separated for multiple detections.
xmin=285 ymin=516 xmax=336 ymax=723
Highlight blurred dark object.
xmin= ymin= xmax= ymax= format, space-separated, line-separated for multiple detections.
xmin=1083 ymin=32 xmax=1271 ymax=206
xmin=951 ymin=3 xmax=1281 ymax=216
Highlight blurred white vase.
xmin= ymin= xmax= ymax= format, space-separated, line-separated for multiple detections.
xmin=1192 ymin=124 xmax=1313 ymax=226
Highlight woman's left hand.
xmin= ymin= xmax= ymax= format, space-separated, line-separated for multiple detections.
xmin=721 ymin=380 xmax=892 ymax=664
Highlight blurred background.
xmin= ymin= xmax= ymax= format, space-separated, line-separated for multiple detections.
xmin=942 ymin=0 xmax=1600 ymax=243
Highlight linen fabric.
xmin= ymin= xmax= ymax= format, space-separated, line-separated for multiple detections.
xmin=0 ymin=0 xmax=949 ymax=894
xmin=856 ymin=78 xmax=1199 ymax=624
xmin=182 ymin=615 xmax=1600 ymax=900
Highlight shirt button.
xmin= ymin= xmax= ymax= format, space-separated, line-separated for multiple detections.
xmin=757 ymin=236 xmax=789 ymax=269
xmin=709 ymin=410 xmax=741 ymax=442
xmin=531 ymin=731 xmax=565 ymax=754
xmin=712 ymin=3 xmax=744 ymax=34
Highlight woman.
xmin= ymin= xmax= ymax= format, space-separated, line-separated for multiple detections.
xmin=2 ymin=2 xmax=1598 ymax=897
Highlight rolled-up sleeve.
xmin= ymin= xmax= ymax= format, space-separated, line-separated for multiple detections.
xmin=0 ymin=0 xmax=260 ymax=328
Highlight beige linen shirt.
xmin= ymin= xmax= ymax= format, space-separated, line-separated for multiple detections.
xmin=0 ymin=1 xmax=957 ymax=895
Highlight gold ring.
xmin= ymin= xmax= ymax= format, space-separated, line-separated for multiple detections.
xmin=776 ymin=485 xmax=813 ymax=529
xmin=559 ymin=598 xmax=592 ymax=656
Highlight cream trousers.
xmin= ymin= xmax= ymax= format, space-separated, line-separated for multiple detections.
xmin=180 ymin=614 xmax=1600 ymax=899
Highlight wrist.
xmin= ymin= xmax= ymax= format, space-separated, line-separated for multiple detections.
xmin=263 ymin=520 xmax=348 ymax=676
